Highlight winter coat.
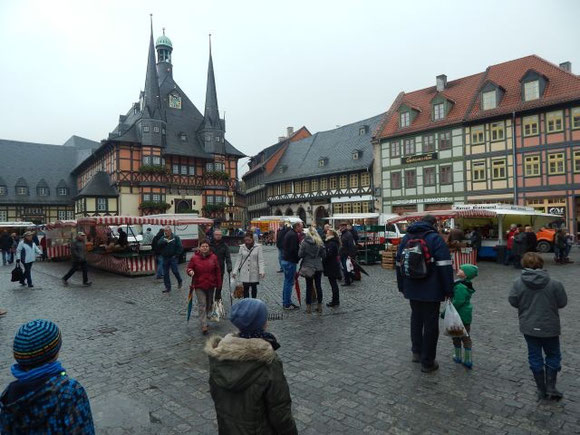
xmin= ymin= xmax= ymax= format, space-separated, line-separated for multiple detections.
xmin=396 ymin=221 xmax=454 ymax=302
xmin=506 ymin=229 xmax=517 ymax=250
xmin=158 ymin=234 xmax=183 ymax=258
xmin=509 ymin=269 xmax=567 ymax=337
xmin=276 ymin=227 xmax=289 ymax=250
xmin=152 ymin=231 xmax=165 ymax=255
xmin=554 ymin=232 xmax=567 ymax=250
xmin=512 ymin=232 xmax=527 ymax=256
xmin=525 ymin=232 xmax=537 ymax=253
xmin=186 ymin=251 xmax=223 ymax=291
xmin=298 ymin=235 xmax=325 ymax=273
xmin=70 ymin=240 xmax=87 ymax=262
xmin=323 ymin=237 xmax=342 ymax=279
xmin=142 ymin=231 xmax=154 ymax=245
xmin=282 ymin=230 xmax=300 ymax=264
xmin=452 ymin=280 xmax=475 ymax=325
xmin=205 ymin=334 xmax=298 ymax=435
xmin=211 ymin=240 xmax=232 ymax=274
xmin=0 ymin=233 xmax=12 ymax=251
xmin=15 ymin=241 xmax=42 ymax=264
xmin=0 ymin=373 xmax=95 ymax=434
xmin=339 ymin=230 xmax=356 ymax=257
xmin=350 ymin=228 xmax=359 ymax=243
xmin=233 ymin=244 xmax=264 ymax=283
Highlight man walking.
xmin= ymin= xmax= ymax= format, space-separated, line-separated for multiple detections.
xmin=276 ymin=223 xmax=290 ymax=273
xmin=0 ymin=231 xmax=12 ymax=266
xmin=152 ymin=229 xmax=165 ymax=279
xmin=62 ymin=232 xmax=92 ymax=287
xmin=396 ymin=215 xmax=454 ymax=373
xmin=524 ymin=226 xmax=537 ymax=253
xmin=211 ymin=230 xmax=232 ymax=300
xmin=339 ymin=222 xmax=356 ymax=286
xmin=281 ymin=222 xmax=302 ymax=310
xmin=158 ymin=226 xmax=183 ymax=293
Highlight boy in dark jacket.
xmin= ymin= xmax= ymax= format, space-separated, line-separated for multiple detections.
xmin=509 ymin=252 xmax=567 ymax=401
xmin=0 ymin=319 xmax=94 ymax=433
xmin=450 ymin=264 xmax=478 ymax=369
xmin=205 ymin=299 xmax=297 ymax=435
xmin=210 ymin=230 xmax=232 ymax=300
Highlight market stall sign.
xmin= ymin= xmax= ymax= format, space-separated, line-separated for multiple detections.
xmin=548 ymin=206 xmax=565 ymax=216
xmin=402 ymin=152 xmax=438 ymax=164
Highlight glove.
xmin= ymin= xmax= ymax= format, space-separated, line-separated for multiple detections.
xmin=227 ymin=267 xmax=232 ymax=273
xmin=16 ymin=259 xmax=20 ymax=263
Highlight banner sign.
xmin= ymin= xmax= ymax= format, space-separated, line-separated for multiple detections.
xmin=402 ymin=152 xmax=438 ymax=164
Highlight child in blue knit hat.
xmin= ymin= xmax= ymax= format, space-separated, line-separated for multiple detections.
xmin=205 ymin=299 xmax=297 ymax=434
xmin=0 ymin=319 xmax=94 ymax=434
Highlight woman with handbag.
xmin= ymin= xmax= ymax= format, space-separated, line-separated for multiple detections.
xmin=15 ymin=231 xmax=42 ymax=288
xmin=299 ymin=227 xmax=326 ymax=313
xmin=323 ymin=229 xmax=342 ymax=308
xmin=186 ymin=241 xmax=222 ymax=335
xmin=232 ymin=232 xmax=265 ymax=299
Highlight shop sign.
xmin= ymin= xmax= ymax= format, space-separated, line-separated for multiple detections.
xmin=402 ymin=152 xmax=438 ymax=164
xmin=548 ymin=206 xmax=565 ymax=216
xmin=392 ymin=197 xmax=453 ymax=205
xmin=23 ymin=207 xmax=44 ymax=215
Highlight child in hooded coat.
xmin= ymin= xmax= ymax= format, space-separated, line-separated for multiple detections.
xmin=450 ymin=264 xmax=478 ymax=369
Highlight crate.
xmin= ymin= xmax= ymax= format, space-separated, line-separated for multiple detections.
xmin=381 ymin=262 xmax=395 ymax=270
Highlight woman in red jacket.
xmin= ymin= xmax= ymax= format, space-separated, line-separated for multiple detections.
xmin=186 ymin=241 xmax=222 ymax=334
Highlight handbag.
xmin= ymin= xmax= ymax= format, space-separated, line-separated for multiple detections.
xmin=11 ymin=264 xmax=23 ymax=282
xmin=233 ymin=283 xmax=244 ymax=299
xmin=299 ymin=265 xmax=315 ymax=278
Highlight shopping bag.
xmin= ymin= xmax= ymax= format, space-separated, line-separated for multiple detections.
xmin=442 ymin=300 xmax=468 ymax=338
xmin=231 ymin=276 xmax=244 ymax=299
xmin=345 ymin=257 xmax=354 ymax=273
xmin=213 ymin=299 xmax=225 ymax=321
xmin=11 ymin=264 xmax=23 ymax=282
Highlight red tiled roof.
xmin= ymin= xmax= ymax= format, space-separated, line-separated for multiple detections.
xmin=376 ymin=55 xmax=580 ymax=139
xmin=467 ymin=55 xmax=580 ymax=120
xmin=376 ymin=72 xmax=485 ymax=139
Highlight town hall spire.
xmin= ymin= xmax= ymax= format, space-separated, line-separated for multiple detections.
xmin=199 ymin=35 xmax=225 ymax=154
xmin=143 ymin=14 xmax=162 ymax=121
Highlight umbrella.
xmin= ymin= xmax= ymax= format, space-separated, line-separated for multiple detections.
xmin=294 ymin=271 xmax=302 ymax=306
xmin=227 ymin=272 xmax=233 ymax=308
xmin=186 ymin=287 xmax=194 ymax=322
xmin=351 ymin=257 xmax=370 ymax=276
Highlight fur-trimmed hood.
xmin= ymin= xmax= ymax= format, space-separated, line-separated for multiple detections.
xmin=205 ymin=334 xmax=277 ymax=392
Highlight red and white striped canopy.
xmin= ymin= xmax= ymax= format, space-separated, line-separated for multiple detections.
xmin=76 ymin=216 xmax=213 ymax=226
xmin=386 ymin=209 xmax=497 ymax=224
xmin=42 ymin=220 xmax=78 ymax=230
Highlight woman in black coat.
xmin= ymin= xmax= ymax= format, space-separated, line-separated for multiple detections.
xmin=323 ymin=229 xmax=342 ymax=307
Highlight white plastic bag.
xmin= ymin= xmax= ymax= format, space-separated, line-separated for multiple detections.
xmin=346 ymin=257 xmax=354 ymax=273
xmin=442 ymin=300 xmax=468 ymax=338
xmin=213 ymin=299 xmax=225 ymax=321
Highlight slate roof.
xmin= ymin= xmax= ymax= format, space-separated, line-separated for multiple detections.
xmin=0 ymin=139 xmax=90 ymax=205
xmin=76 ymin=172 xmax=118 ymax=198
xmin=266 ymin=114 xmax=384 ymax=184
xmin=375 ymin=55 xmax=580 ymax=140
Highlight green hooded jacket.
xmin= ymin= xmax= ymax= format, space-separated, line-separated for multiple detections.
xmin=452 ymin=264 xmax=478 ymax=325
xmin=205 ymin=334 xmax=298 ymax=435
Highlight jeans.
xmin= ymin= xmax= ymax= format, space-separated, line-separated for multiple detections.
xmin=20 ymin=262 xmax=33 ymax=287
xmin=341 ymin=255 xmax=352 ymax=284
xmin=504 ymin=249 xmax=512 ymax=265
xmin=305 ymin=271 xmax=323 ymax=304
xmin=163 ymin=256 xmax=182 ymax=291
xmin=281 ymin=260 xmax=297 ymax=307
xmin=524 ymin=335 xmax=561 ymax=373
xmin=409 ymin=300 xmax=441 ymax=367
xmin=243 ymin=282 xmax=258 ymax=298
xmin=278 ymin=249 xmax=284 ymax=270
xmin=195 ymin=288 xmax=215 ymax=328
xmin=1 ymin=250 xmax=8 ymax=266
xmin=155 ymin=255 xmax=164 ymax=278
xmin=328 ymin=277 xmax=339 ymax=304
xmin=62 ymin=260 xmax=89 ymax=284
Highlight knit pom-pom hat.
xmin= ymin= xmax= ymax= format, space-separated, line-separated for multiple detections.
xmin=230 ymin=299 xmax=268 ymax=333
xmin=13 ymin=319 xmax=62 ymax=368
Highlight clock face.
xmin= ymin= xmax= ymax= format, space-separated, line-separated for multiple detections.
xmin=169 ymin=94 xmax=182 ymax=109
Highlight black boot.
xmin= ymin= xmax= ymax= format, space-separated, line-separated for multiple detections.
xmin=545 ymin=367 xmax=563 ymax=400
xmin=532 ymin=370 xmax=547 ymax=401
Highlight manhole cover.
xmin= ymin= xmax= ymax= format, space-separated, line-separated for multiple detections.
xmin=98 ymin=326 xmax=118 ymax=334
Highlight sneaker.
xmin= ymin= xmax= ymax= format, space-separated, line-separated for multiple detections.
xmin=162 ymin=289 xmax=171 ymax=293
xmin=177 ymin=282 xmax=183 ymax=290
xmin=83 ymin=282 xmax=92 ymax=287
xmin=277 ymin=269 xmax=283 ymax=273
xmin=421 ymin=361 xmax=439 ymax=373
xmin=62 ymin=279 xmax=69 ymax=287
xmin=326 ymin=301 xmax=340 ymax=308
xmin=463 ymin=361 xmax=473 ymax=370
xmin=283 ymin=304 xmax=299 ymax=311
xmin=28 ymin=285 xmax=34 ymax=288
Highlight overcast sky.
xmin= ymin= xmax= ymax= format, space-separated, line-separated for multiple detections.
xmin=1 ymin=0 xmax=579 ymax=172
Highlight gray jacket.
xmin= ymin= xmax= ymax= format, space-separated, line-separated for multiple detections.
xmin=509 ymin=269 xmax=567 ymax=337
xmin=298 ymin=236 xmax=325 ymax=272
xmin=70 ymin=240 xmax=87 ymax=262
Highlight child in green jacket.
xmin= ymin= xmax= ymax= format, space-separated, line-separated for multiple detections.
xmin=451 ymin=264 xmax=478 ymax=369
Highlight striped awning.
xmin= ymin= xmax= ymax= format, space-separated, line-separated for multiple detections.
xmin=41 ymin=220 xmax=78 ymax=230
xmin=386 ymin=209 xmax=497 ymax=224
xmin=76 ymin=216 xmax=213 ymax=226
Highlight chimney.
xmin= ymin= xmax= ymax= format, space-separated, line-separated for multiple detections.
xmin=286 ymin=126 xmax=294 ymax=137
xmin=559 ymin=61 xmax=572 ymax=72
xmin=278 ymin=136 xmax=286 ymax=142
xmin=436 ymin=74 xmax=447 ymax=92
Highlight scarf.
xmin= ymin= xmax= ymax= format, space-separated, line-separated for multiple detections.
xmin=11 ymin=361 xmax=65 ymax=383
xmin=238 ymin=330 xmax=280 ymax=351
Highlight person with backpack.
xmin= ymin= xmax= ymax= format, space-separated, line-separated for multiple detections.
xmin=509 ymin=252 xmax=567 ymax=401
xmin=396 ymin=215 xmax=454 ymax=373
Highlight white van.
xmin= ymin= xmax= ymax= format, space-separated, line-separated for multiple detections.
xmin=144 ymin=214 xmax=202 ymax=251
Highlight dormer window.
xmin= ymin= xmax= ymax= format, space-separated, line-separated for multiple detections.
xmin=180 ymin=133 xmax=187 ymax=142
xmin=168 ymin=93 xmax=182 ymax=109
xmin=352 ymin=150 xmax=360 ymax=160
xmin=482 ymin=91 xmax=497 ymax=110
xmin=279 ymin=165 xmax=288 ymax=174
xmin=433 ymin=103 xmax=445 ymax=120
xmin=143 ymin=126 xmax=150 ymax=133
xmin=16 ymin=186 xmax=28 ymax=196
xmin=0 ymin=186 xmax=7 ymax=196
xmin=37 ymin=187 xmax=49 ymax=197
xmin=359 ymin=125 xmax=369 ymax=135
xmin=318 ymin=158 xmax=328 ymax=167
xmin=153 ymin=126 xmax=160 ymax=133
xmin=524 ymin=81 xmax=540 ymax=101
xmin=400 ymin=112 xmax=410 ymax=128
xmin=57 ymin=187 xmax=68 ymax=196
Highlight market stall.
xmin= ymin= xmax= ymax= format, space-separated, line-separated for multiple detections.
xmin=40 ymin=220 xmax=77 ymax=260
xmin=76 ymin=215 xmax=212 ymax=276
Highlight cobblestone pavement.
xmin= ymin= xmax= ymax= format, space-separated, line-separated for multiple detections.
xmin=1 ymin=246 xmax=579 ymax=434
